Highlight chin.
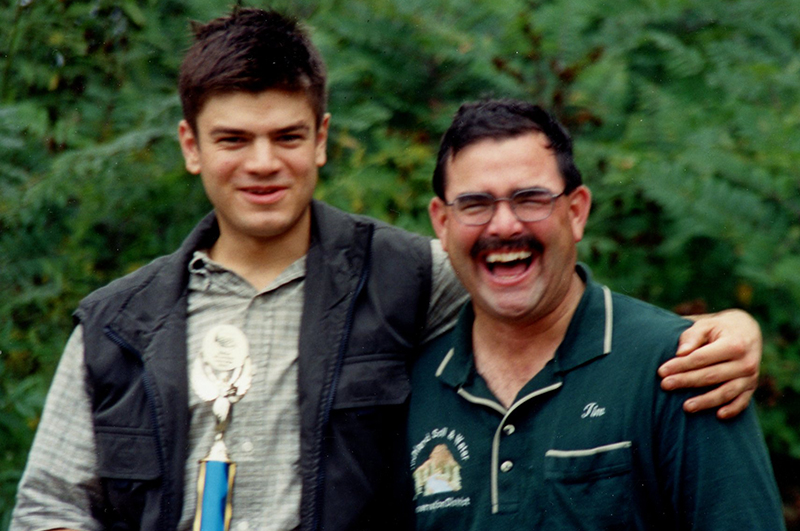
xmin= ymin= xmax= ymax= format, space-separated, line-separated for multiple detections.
xmin=477 ymin=299 xmax=537 ymax=323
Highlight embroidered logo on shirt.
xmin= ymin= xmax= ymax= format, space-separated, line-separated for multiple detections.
xmin=582 ymin=402 xmax=606 ymax=418
xmin=410 ymin=427 xmax=471 ymax=513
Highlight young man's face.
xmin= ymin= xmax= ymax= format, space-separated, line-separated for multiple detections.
xmin=429 ymin=132 xmax=591 ymax=326
xmin=178 ymin=89 xmax=329 ymax=249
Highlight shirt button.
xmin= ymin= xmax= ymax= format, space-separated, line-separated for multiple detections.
xmin=503 ymin=424 xmax=516 ymax=435
xmin=500 ymin=460 xmax=514 ymax=473
xmin=241 ymin=440 xmax=254 ymax=453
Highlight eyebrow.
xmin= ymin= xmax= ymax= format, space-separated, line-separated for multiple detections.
xmin=274 ymin=123 xmax=312 ymax=135
xmin=208 ymin=121 xmax=312 ymax=138
xmin=456 ymin=187 xmax=553 ymax=198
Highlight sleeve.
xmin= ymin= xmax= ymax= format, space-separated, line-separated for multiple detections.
xmin=420 ymin=239 xmax=469 ymax=343
xmin=10 ymin=325 xmax=104 ymax=531
xmin=655 ymin=391 xmax=785 ymax=530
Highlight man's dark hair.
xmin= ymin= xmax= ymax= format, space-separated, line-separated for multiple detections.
xmin=432 ymin=99 xmax=582 ymax=199
xmin=178 ymin=8 xmax=327 ymax=132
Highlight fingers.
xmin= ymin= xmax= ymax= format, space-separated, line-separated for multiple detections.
xmin=660 ymin=337 xmax=759 ymax=388
xmin=660 ymin=309 xmax=762 ymax=417
xmin=680 ymin=378 xmax=756 ymax=417
xmin=659 ymin=340 xmax=736 ymax=379
xmin=660 ymin=353 xmax=759 ymax=416
xmin=716 ymin=388 xmax=756 ymax=419
xmin=661 ymin=310 xmax=761 ymax=379
xmin=675 ymin=309 xmax=761 ymax=359
xmin=675 ymin=318 xmax=714 ymax=357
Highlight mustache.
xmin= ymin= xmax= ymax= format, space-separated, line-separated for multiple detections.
xmin=470 ymin=235 xmax=544 ymax=258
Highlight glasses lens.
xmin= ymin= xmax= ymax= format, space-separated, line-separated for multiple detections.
xmin=454 ymin=194 xmax=494 ymax=225
xmin=512 ymin=189 xmax=555 ymax=222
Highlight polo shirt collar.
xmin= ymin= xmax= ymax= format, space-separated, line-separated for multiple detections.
xmin=435 ymin=264 xmax=613 ymax=390
xmin=556 ymin=264 xmax=613 ymax=372
xmin=434 ymin=302 xmax=479 ymax=390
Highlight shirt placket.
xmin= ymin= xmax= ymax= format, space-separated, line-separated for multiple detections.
xmin=185 ymin=253 xmax=305 ymax=531
xmin=490 ymin=382 xmax=562 ymax=515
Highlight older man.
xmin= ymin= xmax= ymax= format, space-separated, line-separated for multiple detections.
xmin=408 ymin=100 xmax=783 ymax=530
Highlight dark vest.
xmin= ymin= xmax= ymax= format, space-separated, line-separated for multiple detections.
xmin=77 ymin=201 xmax=432 ymax=530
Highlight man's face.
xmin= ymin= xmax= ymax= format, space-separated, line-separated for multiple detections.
xmin=429 ymin=132 xmax=591 ymax=326
xmin=178 ymin=89 xmax=329 ymax=249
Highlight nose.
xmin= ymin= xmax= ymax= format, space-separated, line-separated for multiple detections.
xmin=244 ymin=138 xmax=281 ymax=175
xmin=485 ymin=199 xmax=523 ymax=237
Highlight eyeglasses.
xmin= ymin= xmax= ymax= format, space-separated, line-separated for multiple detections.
xmin=445 ymin=187 xmax=567 ymax=226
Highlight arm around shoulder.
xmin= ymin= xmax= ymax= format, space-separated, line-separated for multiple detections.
xmin=658 ymin=309 xmax=761 ymax=418
xmin=422 ymin=239 xmax=468 ymax=343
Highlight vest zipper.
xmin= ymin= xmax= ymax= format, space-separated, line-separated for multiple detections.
xmin=104 ymin=325 xmax=172 ymax=530
xmin=311 ymin=224 xmax=374 ymax=530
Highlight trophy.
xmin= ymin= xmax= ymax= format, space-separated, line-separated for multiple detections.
xmin=191 ymin=324 xmax=253 ymax=531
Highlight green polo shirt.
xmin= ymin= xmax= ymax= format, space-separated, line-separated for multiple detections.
xmin=408 ymin=266 xmax=783 ymax=531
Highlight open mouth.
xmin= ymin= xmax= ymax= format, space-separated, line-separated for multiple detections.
xmin=472 ymin=236 xmax=542 ymax=278
xmin=484 ymin=250 xmax=534 ymax=276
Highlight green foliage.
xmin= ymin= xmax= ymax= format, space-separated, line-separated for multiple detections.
xmin=1 ymin=0 xmax=799 ymax=527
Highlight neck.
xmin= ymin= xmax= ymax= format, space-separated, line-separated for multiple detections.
xmin=209 ymin=212 xmax=311 ymax=291
xmin=472 ymin=270 xmax=585 ymax=407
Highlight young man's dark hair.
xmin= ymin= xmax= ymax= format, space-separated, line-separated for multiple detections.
xmin=432 ymin=99 xmax=582 ymax=199
xmin=178 ymin=7 xmax=327 ymax=131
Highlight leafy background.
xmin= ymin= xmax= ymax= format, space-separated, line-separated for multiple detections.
xmin=1 ymin=0 xmax=799 ymax=528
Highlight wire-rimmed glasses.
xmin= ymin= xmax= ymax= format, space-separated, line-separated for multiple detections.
xmin=445 ymin=187 xmax=566 ymax=226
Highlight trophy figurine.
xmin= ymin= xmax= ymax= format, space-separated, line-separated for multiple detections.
xmin=191 ymin=324 xmax=253 ymax=531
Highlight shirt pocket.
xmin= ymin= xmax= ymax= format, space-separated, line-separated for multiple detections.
xmin=94 ymin=427 xmax=162 ymax=526
xmin=332 ymin=353 xmax=411 ymax=410
xmin=95 ymin=426 xmax=161 ymax=480
xmin=325 ymin=354 xmax=413 ymax=523
xmin=543 ymin=441 xmax=633 ymax=530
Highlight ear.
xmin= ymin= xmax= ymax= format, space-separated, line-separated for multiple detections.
xmin=429 ymin=196 xmax=450 ymax=252
xmin=568 ymin=185 xmax=592 ymax=243
xmin=178 ymin=120 xmax=202 ymax=175
xmin=315 ymin=113 xmax=331 ymax=167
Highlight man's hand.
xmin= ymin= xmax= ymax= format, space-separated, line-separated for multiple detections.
xmin=658 ymin=309 xmax=761 ymax=419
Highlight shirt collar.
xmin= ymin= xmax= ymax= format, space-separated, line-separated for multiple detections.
xmin=436 ymin=263 xmax=613 ymax=389
xmin=188 ymin=250 xmax=307 ymax=295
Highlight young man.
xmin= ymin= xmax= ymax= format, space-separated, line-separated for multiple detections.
xmin=408 ymin=100 xmax=783 ymax=529
xmin=11 ymin=8 xmax=764 ymax=531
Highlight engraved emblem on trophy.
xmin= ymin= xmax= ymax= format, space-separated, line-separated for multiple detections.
xmin=191 ymin=324 xmax=253 ymax=531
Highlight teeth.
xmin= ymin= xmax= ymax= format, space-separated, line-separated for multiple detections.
xmin=485 ymin=251 xmax=532 ymax=264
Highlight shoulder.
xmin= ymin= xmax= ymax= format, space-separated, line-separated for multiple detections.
xmin=77 ymin=253 xmax=176 ymax=315
xmin=371 ymin=217 xmax=432 ymax=265
xmin=610 ymin=290 xmax=691 ymax=345
xmin=311 ymin=200 xmax=432 ymax=268
xmin=76 ymin=213 xmax=216 ymax=320
xmin=597 ymin=288 xmax=693 ymax=375
xmin=314 ymin=200 xmax=430 ymax=241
